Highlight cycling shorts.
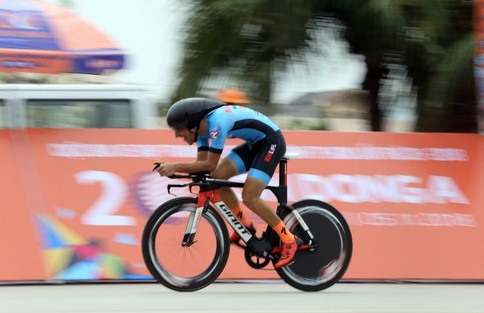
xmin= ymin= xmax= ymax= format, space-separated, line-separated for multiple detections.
xmin=226 ymin=130 xmax=286 ymax=184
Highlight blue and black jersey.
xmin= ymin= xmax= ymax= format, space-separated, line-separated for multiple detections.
xmin=197 ymin=105 xmax=280 ymax=154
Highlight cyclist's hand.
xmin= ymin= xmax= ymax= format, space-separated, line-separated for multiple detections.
xmin=154 ymin=162 xmax=176 ymax=177
xmin=152 ymin=162 xmax=162 ymax=171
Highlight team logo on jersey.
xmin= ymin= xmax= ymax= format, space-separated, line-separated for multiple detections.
xmin=264 ymin=144 xmax=277 ymax=162
xmin=210 ymin=129 xmax=220 ymax=139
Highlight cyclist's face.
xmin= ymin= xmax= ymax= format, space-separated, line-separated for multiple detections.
xmin=174 ymin=127 xmax=196 ymax=145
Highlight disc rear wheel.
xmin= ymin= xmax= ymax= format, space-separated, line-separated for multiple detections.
xmin=275 ymin=200 xmax=352 ymax=291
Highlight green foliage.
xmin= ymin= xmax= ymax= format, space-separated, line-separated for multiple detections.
xmin=173 ymin=0 xmax=320 ymax=104
xmin=173 ymin=0 xmax=478 ymax=132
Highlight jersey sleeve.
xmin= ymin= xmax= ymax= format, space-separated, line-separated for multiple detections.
xmin=196 ymin=136 xmax=209 ymax=151
xmin=207 ymin=112 xmax=231 ymax=154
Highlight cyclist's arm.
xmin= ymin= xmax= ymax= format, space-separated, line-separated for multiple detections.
xmin=196 ymin=149 xmax=208 ymax=161
xmin=171 ymin=151 xmax=221 ymax=173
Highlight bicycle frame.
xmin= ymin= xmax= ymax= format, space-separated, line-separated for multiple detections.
xmin=166 ymin=153 xmax=314 ymax=256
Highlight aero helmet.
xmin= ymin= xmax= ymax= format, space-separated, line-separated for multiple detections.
xmin=166 ymin=97 xmax=224 ymax=130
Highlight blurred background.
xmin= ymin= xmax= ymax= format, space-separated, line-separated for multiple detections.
xmin=0 ymin=0 xmax=482 ymax=133
xmin=1 ymin=0 xmax=483 ymax=285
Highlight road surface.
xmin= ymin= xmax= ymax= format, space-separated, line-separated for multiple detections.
xmin=0 ymin=281 xmax=483 ymax=313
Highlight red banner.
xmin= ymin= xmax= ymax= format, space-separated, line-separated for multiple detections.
xmin=1 ymin=129 xmax=483 ymax=281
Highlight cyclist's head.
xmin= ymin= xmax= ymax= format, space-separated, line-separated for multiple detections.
xmin=166 ymin=97 xmax=225 ymax=131
xmin=217 ymin=89 xmax=250 ymax=104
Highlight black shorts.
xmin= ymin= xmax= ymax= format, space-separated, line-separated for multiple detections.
xmin=226 ymin=130 xmax=286 ymax=184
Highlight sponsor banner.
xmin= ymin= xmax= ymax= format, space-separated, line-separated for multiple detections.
xmin=1 ymin=129 xmax=483 ymax=281
xmin=284 ymin=131 xmax=483 ymax=280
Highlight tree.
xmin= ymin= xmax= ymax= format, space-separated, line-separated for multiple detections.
xmin=172 ymin=0 xmax=477 ymax=132
xmin=171 ymin=0 xmax=319 ymax=113
xmin=404 ymin=1 xmax=476 ymax=132
xmin=319 ymin=1 xmax=407 ymax=131
xmin=306 ymin=0 xmax=476 ymax=132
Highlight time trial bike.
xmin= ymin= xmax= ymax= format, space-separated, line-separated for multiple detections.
xmin=142 ymin=153 xmax=352 ymax=292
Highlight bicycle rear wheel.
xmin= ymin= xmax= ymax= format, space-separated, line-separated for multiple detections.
xmin=142 ymin=197 xmax=230 ymax=292
xmin=275 ymin=199 xmax=352 ymax=291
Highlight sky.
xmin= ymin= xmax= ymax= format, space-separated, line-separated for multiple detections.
xmin=49 ymin=0 xmax=366 ymax=104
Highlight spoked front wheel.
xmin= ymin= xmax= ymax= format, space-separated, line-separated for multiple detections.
xmin=142 ymin=197 xmax=230 ymax=292
xmin=275 ymin=200 xmax=353 ymax=291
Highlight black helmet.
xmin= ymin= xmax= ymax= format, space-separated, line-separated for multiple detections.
xmin=166 ymin=98 xmax=224 ymax=130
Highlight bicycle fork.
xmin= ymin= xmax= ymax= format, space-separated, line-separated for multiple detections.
xmin=181 ymin=190 xmax=254 ymax=247
xmin=181 ymin=203 xmax=204 ymax=247
xmin=180 ymin=189 xmax=217 ymax=246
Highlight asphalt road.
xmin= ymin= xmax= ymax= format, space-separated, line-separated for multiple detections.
xmin=0 ymin=281 xmax=483 ymax=313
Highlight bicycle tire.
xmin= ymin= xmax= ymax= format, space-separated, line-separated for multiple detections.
xmin=142 ymin=197 xmax=230 ymax=292
xmin=275 ymin=199 xmax=353 ymax=291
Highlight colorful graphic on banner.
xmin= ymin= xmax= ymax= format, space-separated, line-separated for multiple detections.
xmin=35 ymin=213 xmax=150 ymax=280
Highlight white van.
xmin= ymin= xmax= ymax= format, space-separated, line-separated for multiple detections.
xmin=0 ymin=84 xmax=158 ymax=129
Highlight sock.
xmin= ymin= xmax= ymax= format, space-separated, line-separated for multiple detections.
xmin=231 ymin=206 xmax=252 ymax=228
xmin=273 ymin=221 xmax=295 ymax=244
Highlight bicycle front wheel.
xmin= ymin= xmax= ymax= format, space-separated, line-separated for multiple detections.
xmin=142 ymin=197 xmax=230 ymax=292
xmin=275 ymin=199 xmax=353 ymax=291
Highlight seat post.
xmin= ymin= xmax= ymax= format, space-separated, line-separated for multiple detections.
xmin=278 ymin=158 xmax=288 ymax=187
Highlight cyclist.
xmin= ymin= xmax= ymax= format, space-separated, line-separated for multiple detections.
xmin=155 ymin=97 xmax=300 ymax=268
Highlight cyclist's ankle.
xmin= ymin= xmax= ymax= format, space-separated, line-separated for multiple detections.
xmin=272 ymin=221 xmax=295 ymax=244
xmin=231 ymin=206 xmax=253 ymax=227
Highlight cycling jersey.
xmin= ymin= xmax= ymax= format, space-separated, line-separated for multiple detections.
xmin=197 ymin=105 xmax=286 ymax=184
xmin=197 ymin=105 xmax=279 ymax=152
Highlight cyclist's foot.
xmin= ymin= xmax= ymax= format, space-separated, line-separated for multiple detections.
xmin=274 ymin=237 xmax=303 ymax=269
xmin=229 ymin=224 xmax=256 ymax=244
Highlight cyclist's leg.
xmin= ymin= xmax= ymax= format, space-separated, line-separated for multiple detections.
xmin=211 ymin=157 xmax=239 ymax=208
xmin=242 ymin=131 xmax=300 ymax=268
xmin=212 ymin=149 xmax=254 ymax=230
xmin=241 ymin=130 xmax=287 ymax=229
xmin=244 ymin=175 xmax=299 ymax=268
xmin=242 ymin=176 xmax=280 ymax=227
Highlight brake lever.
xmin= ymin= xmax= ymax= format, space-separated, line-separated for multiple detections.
xmin=167 ymin=183 xmax=189 ymax=196
xmin=188 ymin=185 xmax=199 ymax=195
xmin=152 ymin=162 xmax=162 ymax=172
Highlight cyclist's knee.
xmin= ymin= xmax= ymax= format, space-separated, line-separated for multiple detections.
xmin=241 ymin=188 xmax=262 ymax=209
xmin=241 ymin=193 xmax=258 ymax=209
xmin=242 ymin=176 xmax=267 ymax=209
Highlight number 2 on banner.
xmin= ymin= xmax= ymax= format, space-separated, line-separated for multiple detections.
xmin=75 ymin=171 xmax=136 ymax=226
